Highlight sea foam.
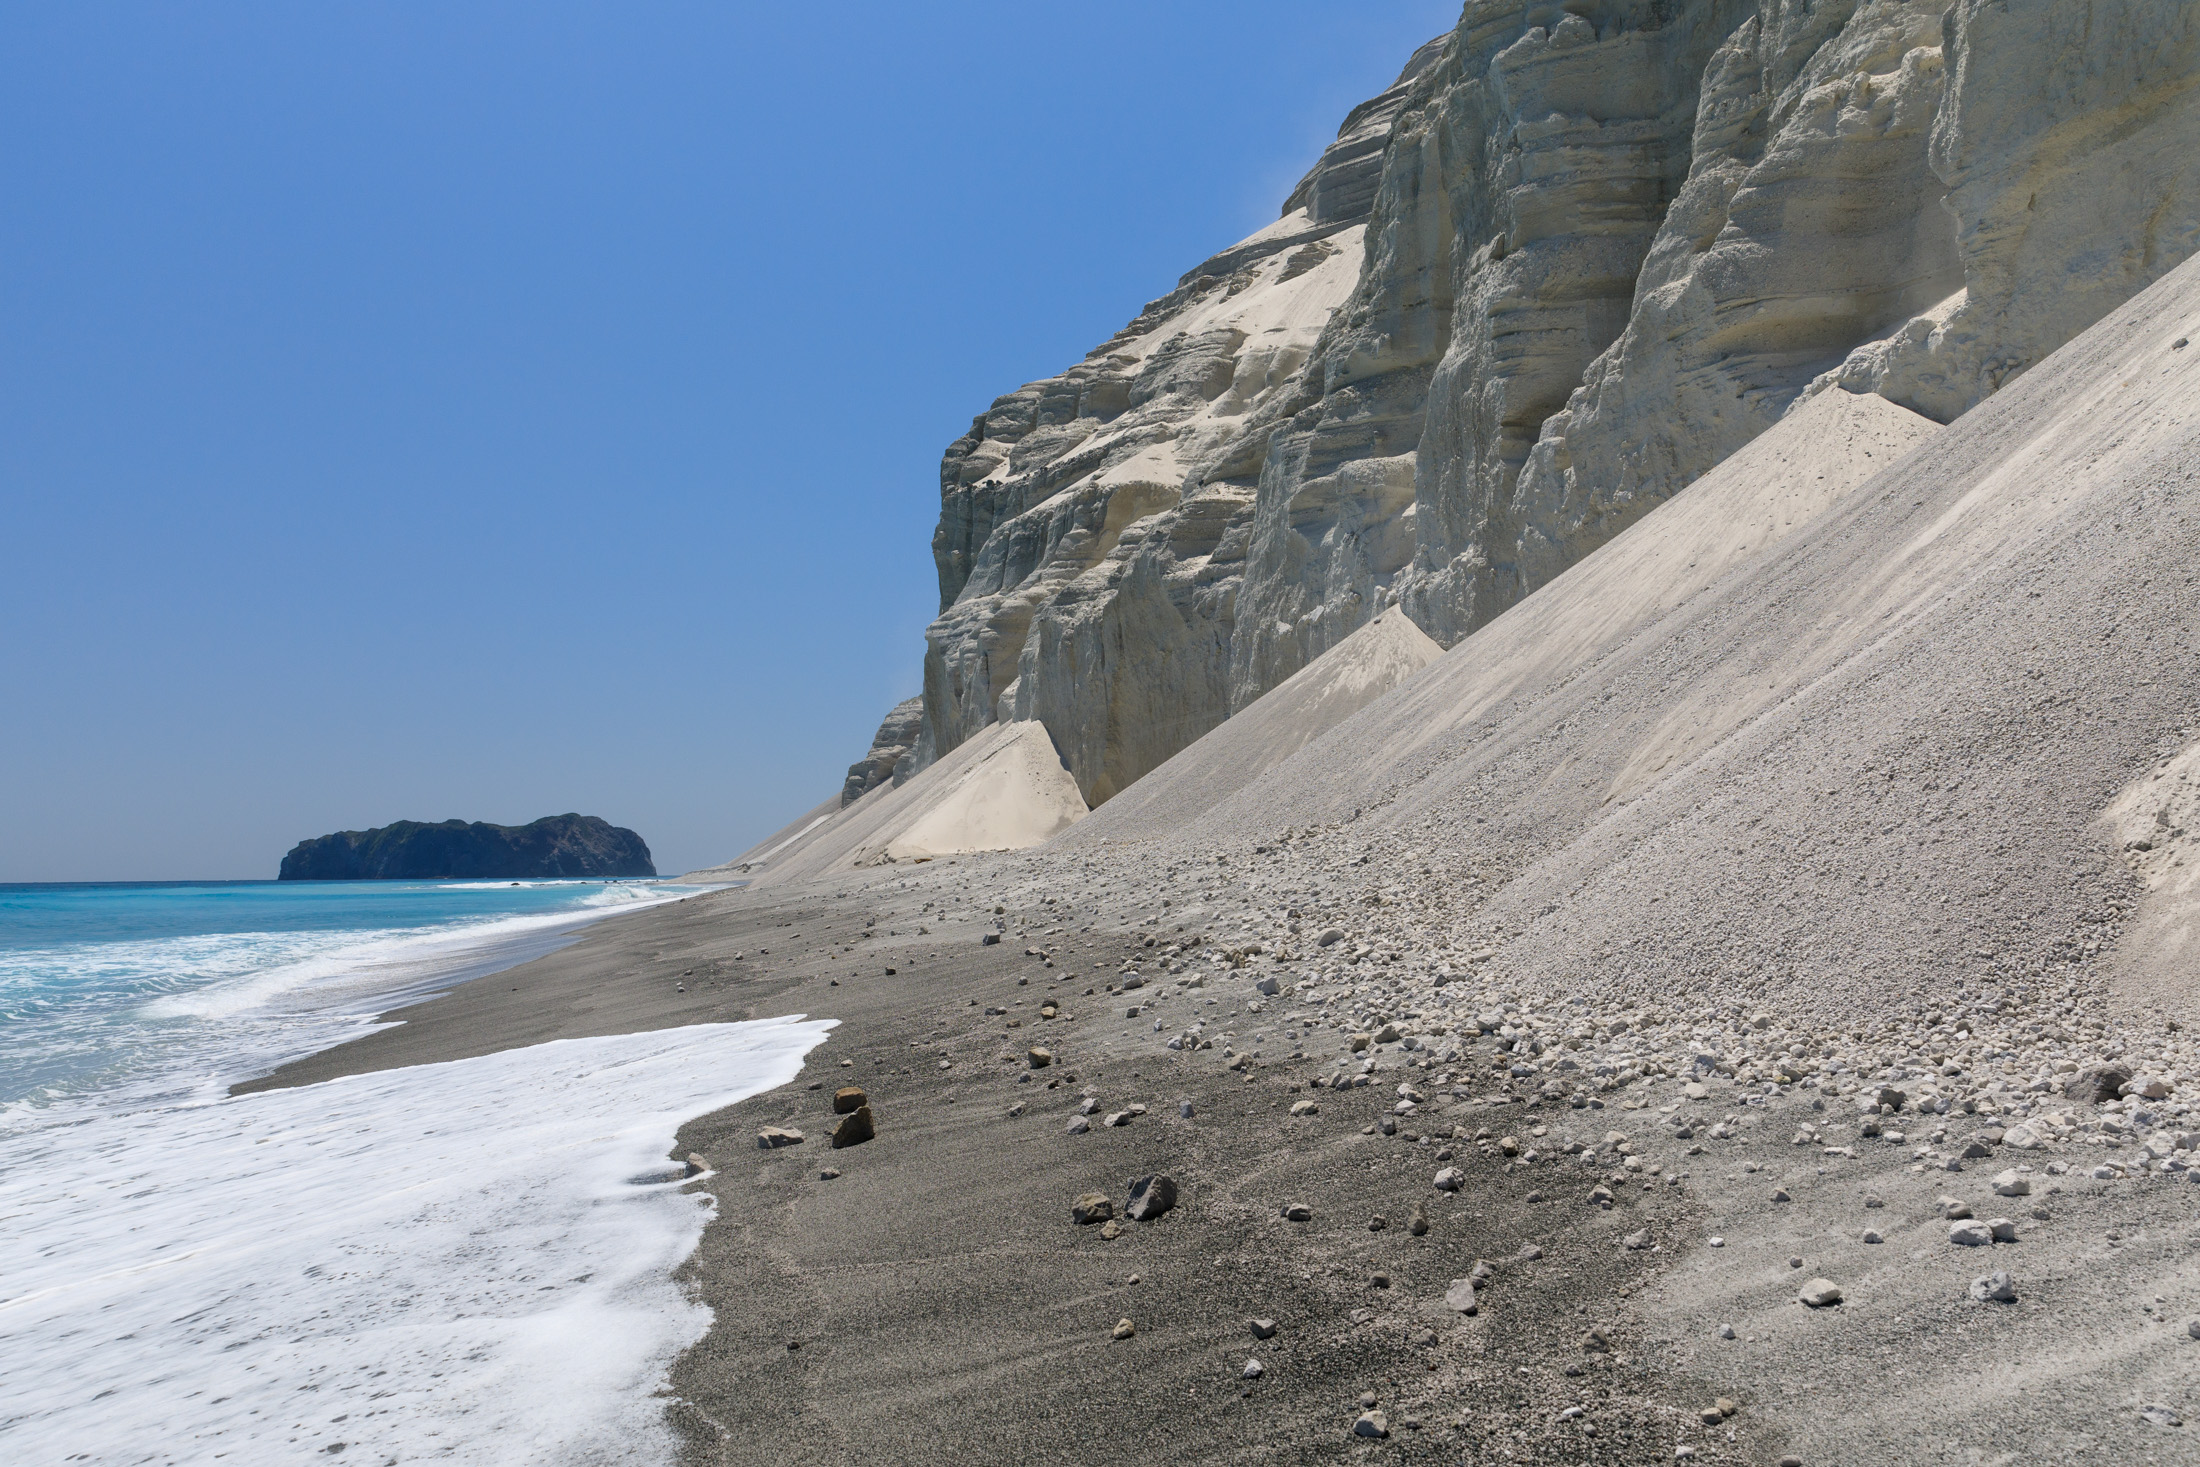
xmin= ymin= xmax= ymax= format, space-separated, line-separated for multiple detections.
xmin=0 ymin=1015 xmax=831 ymax=1464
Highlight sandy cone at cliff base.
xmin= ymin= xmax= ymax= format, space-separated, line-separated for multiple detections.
xmin=882 ymin=721 xmax=1085 ymax=860
xmin=684 ymin=719 xmax=1085 ymax=885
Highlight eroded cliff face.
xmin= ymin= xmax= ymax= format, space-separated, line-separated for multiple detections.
xmin=881 ymin=0 xmax=2200 ymax=805
xmin=841 ymin=696 xmax=923 ymax=807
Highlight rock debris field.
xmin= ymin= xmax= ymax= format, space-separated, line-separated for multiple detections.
xmin=640 ymin=251 xmax=2200 ymax=1462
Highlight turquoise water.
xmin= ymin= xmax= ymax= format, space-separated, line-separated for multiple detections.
xmin=0 ymin=878 xmax=693 ymax=1114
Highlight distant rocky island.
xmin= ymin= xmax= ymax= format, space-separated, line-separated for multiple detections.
xmin=278 ymin=814 xmax=655 ymax=881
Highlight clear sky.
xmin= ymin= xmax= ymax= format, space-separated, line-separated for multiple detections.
xmin=0 ymin=2 xmax=1460 ymax=881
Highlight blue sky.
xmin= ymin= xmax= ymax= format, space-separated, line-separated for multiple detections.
xmin=0 ymin=3 xmax=1459 ymax=881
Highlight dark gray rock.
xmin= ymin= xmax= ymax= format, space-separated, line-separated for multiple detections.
xmin=2071 ymin=1064 xmax=2132 ymax=1104
xmin=1125 ymin=1175 xmax=1178 ymax=1222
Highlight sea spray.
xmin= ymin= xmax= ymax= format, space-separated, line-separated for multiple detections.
xmin=0 ymin=1017 xmax=831 ymax=1464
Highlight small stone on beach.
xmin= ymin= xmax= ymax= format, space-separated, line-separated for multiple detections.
xmin=1798 ymin=1278 xmax=1842 ymax=1308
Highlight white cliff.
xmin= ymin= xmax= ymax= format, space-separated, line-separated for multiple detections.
xmin=848 ymin=1 xmax=2199 ymax=819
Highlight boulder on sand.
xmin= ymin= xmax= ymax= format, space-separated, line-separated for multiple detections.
xmin=1126 ymin=1175 xmax=1178 ymax=1221
xmin=830 ymin=1105 xmax=876 ymax=1149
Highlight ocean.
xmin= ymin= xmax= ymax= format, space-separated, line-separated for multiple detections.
xmin=0 ymin=879 xmax=830 ymax=1464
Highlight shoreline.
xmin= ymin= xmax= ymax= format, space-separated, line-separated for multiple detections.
xmin=231 ymin=850 xmax=2200 ymax=1465
xmin=234 ymin=866 xmax=1780 ymax=1465
xmin=2 ymin=880 xmax=829 ymax=1466
xmin=225 ymin=880 xmax=720 ymax=1094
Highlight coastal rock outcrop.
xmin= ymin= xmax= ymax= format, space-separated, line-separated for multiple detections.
xmin=846 ymin=1 xmax=2199 ymax=821
xmin=277 ymin=814 xmax=655 ymax=881
xmin=842 ymin=697 xmax=924 ymax=806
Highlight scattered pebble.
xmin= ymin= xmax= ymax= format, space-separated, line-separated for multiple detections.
xmin=1798 ymin=1278 xmax=1842 ymax=1308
